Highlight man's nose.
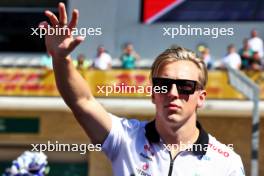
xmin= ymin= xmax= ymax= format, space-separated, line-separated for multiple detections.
xmin=168 ymin=84 xmax=179 ymax=98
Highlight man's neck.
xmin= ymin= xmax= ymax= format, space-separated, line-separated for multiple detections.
xmin=156 ymin=114 xmax=199 ymax=147
xmin=156 ymin=114 xmax=199 ymax=158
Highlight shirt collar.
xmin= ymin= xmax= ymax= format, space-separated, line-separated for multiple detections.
xmin=145 ymin=120 xmax=209 ymax=156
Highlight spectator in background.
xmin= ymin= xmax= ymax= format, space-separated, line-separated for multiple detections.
xmin=74 ymin=54 xmax=91 ymax=70
xmin=200 ymin=47 xmax=213 ymax=70
xmin=120 ymin=43 xmax=140 ymax=69
xmin=239 ymin=39 xmax=254 ymax=70
xmin=93 ymin=45 xmax=112 ymax=70
xmin=40 ymin=54 xmax=53 ymax=69
xmin=248 ymin=29 xmax=264 ymax=64
xmin=251 ymin=51 xmax=262 ymax=70
xmin=221 ymin=44 xmax=241 ymax=70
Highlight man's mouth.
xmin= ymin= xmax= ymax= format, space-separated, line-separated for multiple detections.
xmin=164 ymin=103 xmax=182 ymax=110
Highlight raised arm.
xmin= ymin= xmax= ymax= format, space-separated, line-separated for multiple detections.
xmin=40 ymin=2 xmax=111 ymax=144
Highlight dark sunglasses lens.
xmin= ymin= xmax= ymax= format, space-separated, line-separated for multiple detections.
xmin=153 ymin=78 xmax=197 ymax=94
xmin=176 ymin=80 xmax=196 ymax=94
xmin=152 ymin=78 xmax=172 ymax=92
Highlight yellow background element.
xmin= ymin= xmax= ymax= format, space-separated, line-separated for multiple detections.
xmin=0 ymin=68 xmax=57 ymax=96
xmin=0 ymin=68 xmax=263 ymax=99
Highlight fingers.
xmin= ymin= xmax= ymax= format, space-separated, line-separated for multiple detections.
xmin=68 ymin=36 xmax=85 ymax=51
xmin=45 ymin=3 xmax=68 ymax=27
xmin=45 ymin=10 xmax=59 ymax=26
xmin=38 ymin=21 xmax=49 ymax=29
xmin=59 ymin=2 xmax=68 ymax=26
xmin=68 ymin=9 xmax=79 ymax=30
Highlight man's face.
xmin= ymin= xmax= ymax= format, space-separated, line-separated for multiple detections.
xmin=251 ymin=30 xmax=257 ymax=38
xmin=228 ymin=46 xmax=235 ymax=54
xmin=125 ymin=44 xmax=133 ymax=54
xmin=152 ymin=60 xmax=206 ymax=128
xmin=98 ymin=47 xmax=105 ymax=54
xmin=243 ymin=41 xmax=249 ymax=49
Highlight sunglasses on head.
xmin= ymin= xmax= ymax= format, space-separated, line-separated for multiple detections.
xmin=152 ymin=77 xmax=202 ymax=95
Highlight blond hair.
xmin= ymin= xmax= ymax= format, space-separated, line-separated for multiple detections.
xmin=150 ymin=46 xmax=208 ymax=89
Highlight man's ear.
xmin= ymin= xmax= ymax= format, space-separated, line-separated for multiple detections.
xmin=197 ymin=90 xmax=206 ymax=108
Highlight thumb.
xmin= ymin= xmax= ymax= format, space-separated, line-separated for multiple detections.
xmin=68 ymin=36 xmax=85 ymax=51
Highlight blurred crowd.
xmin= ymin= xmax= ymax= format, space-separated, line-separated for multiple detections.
xmin=39 ymin=42 xmax=141 ymax=71
xmin=70 ymin=29 xmax=263 ymax=71
xmin=70 ymin=42 xmax=141 ymax=71
xmin=1 ymin=29 xmax=263 ymax=71
xmin=204 ymin=29 xmax=264 ymax=71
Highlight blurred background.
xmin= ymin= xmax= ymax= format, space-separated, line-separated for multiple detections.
xmin=0 ymin=0 xmax=264 ymax=175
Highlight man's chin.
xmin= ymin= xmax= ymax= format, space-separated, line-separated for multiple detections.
xmin=166 ymin=113 xmax=182 ymax=122
xmin=161 ymin=114 xmax=185 ymax=130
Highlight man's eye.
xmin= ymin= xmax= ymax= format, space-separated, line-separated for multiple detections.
xmin=178 ymin=85 xmax=192 ymax=90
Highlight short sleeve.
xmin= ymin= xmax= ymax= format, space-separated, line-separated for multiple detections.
xmin=227 ymin=155 xmax=245 ymax=176
xmin=101 ymin=114 xmax=143 ymax=161
xmin=102 ymin=114 xmax=124 ymax=161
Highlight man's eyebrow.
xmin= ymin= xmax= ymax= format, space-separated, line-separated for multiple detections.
xmin=158 ymin=74 xmax=172 ymax=78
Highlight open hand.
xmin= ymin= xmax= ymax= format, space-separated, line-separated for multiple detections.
xmin=39 ymin=2 xmax=84 ymax=59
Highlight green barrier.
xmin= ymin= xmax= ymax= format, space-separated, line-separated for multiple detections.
xmin=0 ymin=117 xmax=39 ymax=134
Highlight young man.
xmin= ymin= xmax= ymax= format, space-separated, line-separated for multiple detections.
xmin=41 ymin=3 xmax=245 ymax=176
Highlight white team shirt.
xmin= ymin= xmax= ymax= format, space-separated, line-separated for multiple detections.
xmin=94 ymin=52 xmax=112 ymax=70
xmin=222 ymin=52 xmax=241 ymax=69
xmin=248 ymin=37 xmax=264 ymax=58
xmin=102 ymin=114 xmax=245 ymax=176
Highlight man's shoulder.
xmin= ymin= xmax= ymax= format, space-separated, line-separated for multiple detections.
xmin=110 ymin=113 xmax=147 ymax=132
xmin=206 ymin=134 xmax=241 ymax=161
xmin=101 ymin=52 xmax=112 ymax=59
xmin=249 ymin=37 xmax=263 ymax=43
xmin=205 ymin=135 xmax=245 ymax=175
xmin=230 ymin=52 xmax=241 ymax=59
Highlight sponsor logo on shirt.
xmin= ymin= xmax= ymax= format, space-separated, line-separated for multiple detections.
xmin=136 ymin=167 xmax=151 ymax=176
xmin=208 ymin=143 xmax=230 ymax=157
xmin=140 ymin=152 xmax=153 ymax=161
xmin=142 ymin=163 xmax=149 ymax=170
xmin=144 ymin=144 xmax=155 ymax=156
xmin=201 ymin=155 xmax=211 ymax=161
